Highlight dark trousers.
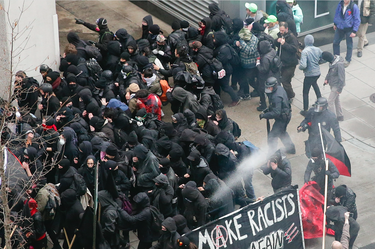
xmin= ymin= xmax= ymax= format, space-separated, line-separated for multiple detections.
xmin=333 ymin=28 xmax=353 ymax=62
xmin=268 ymin=118 xmax=295 ymax=153
xmin=45 ymin=220 xmax=61 ymax=249
xmin=281 ymin=65 xmax=296 ymax=99
xmin=138 ymin=241 xmax=153 ymax=249
xmin=231 ymin=66 xmax=241 ymax=87
xmin=214 ymin=74 xmax=239 ymax=102
xmin=238 ymin=67 xmax=258 ymax=96
xmin=302 ymin=75 xmax=321 ymax=111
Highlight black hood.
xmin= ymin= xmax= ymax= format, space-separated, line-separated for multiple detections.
xmin=67 ymin=32 xmax=80 ymax=45
xmin=259 ymin=40 xmax=272 ymax=55
xmin=67 ymin=65 xmax=80 ymax=75
xmin=79 ymin=141 xmax=93 ymax=159
xmin=204 ymin=178 xmax=220 ymax=197
xmin=142 ymin=15 xmax=153 ymax=26
xmin=78 ymin=88 xmax=93 ymax=104
xmin=215 ymin=131 xmax=235 ymax=146
xmin=173 ymin=214 xmax=188 ymax=233
xmin=115 ymin=28 xmax=129 ymax=41
xmin=133 ymin=144 xmax=149 ymax=161
xmin=162 ymin=217 xmax=177 ymax=233
xmin=25 ymin=147 xmax=38 ymax=162
xmin=107 ymin=41 xmax=122 ymax=56
xmin=70 ymin=122 xmax=86 ymax=136
xmin=46 ymin=71 xmax=60 ymax=83
xmin=215 ymin=143 xmax=230 ymax=157
xmin=194 ymin=134 xmax=209 ymax=147
xmin=232 ymin=18 xmax=244 ymax=33
xmin=98 ymin=190 xmax=118 ymax=209
xmin=180 ymin=129 xmax=199 ymax=142
xmin=213 ymin=31 xmax=227 ymax=47
xmin=209 ymin=3 xmax=221 ymax=15
xmin=61 ymin=189 xmax=78 ymax=208
xmin=202 ymin=17 xmax=212 ymax=31
xmin=63 ymin=127 xmax=77 ymax=145
xmin=182 ymin=181 xmax=200 ymax=201
xmin=133 ymin=192 xmax=150 ymax=208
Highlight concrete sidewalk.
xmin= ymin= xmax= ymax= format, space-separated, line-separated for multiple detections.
xmin=55 ymin=1 xmax=375 ymax=248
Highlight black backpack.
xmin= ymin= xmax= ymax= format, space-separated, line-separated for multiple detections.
xmin=271 ymin=54 xmax=282 ymax=73
xmin=71 ymin=173 xmax=87 ymax=196
xmin=77 ymin=42 xmax=102 ymax=61
xmin=220 ymin=12 xmax=233 ymax=35
xmin=149 ymin=205 xmax=164 ymax=238
xmin=257 ymin=33 xmax=276 ymax=50
xmin=198 ymin=54 xmax=226 ymax=80
xmin=86 ymin=58 xmax=103 ymax=81
xmin=230 ymin=119 xmax=242 ymax=139
xmin=113 ymin=128 xmax=128 ymax=149
xmin=225 ymin=45 xmax=241 ymax=67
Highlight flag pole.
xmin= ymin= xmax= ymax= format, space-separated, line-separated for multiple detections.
xmin=93 ymin=160 xmax=99 ymax=249
xmin=318 ymin=123 xmax=328 ymax=249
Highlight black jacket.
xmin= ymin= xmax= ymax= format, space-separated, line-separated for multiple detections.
xmin=14 ymin=77 xmax=39 ymax=114
xmin=262 ymin=85 xmax=291 ymax=121
xmin=193 ymin=45 xmax=216 ymax=86
xmin=115 ymin=28 xmax=135 ymax=52
xmin=151 ymin=217 xmax=180 ymax=249
xmin=82 ymin=22 xmax=113 ymax=55
xmin=257 ymin=40 xmax=280 ymax=83
xmin=275 ymin=30 xmax=299 ymax=67
xmin=150 ymin=174 xmax=175 ymax=218
xmin=182 ymin=181 xmax=208 ymax=228
xmin=261 ymin=157 xmax=292 ymax=192
xmin=213 ymin=31 xmax=233 ymax=75
xmin=168 ymin=30 xmax=188 ymax=58
xmin=118 ymin=192 xmax=153 ymax=242
xmin=200 ymin=17 xmax=215 ymax=49
xmin=209 ymin=3 xmax=225 ymax=31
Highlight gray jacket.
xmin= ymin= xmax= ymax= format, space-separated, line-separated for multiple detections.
xmin=325 ymin=55 xmax=346 ymax=93
xmin=299 ymin=35 xmax=323 ymax=77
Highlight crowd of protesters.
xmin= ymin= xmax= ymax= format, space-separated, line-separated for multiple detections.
xmin=1 ymin=0 xmax=363 ymax=248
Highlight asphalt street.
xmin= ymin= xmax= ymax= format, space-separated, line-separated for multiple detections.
xmin=57 ymin=1 xmax=375 ymax=248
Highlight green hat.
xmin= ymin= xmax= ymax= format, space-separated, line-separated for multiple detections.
xmin=245 ymin=3 xmax=257 ymax=13
xmin=265 ymin=15 xmax=277 ymax=24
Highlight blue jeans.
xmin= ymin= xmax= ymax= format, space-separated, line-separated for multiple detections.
xmin=333 ymin=28 xmax=353 ymax=62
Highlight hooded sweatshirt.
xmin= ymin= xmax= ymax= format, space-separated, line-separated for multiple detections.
xmin=133 ymin=145 xmax=161 ymax=189
xmin=257 ymin=40 xmax=279 ymax=82
xmin=299 ymin=35 xmax=323 ymax=77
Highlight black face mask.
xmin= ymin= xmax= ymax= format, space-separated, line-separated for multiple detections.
xmin=23 ymin=158 xmax=29 ymax=163
xmin=68 ymin=83 xmax=77 ymax=90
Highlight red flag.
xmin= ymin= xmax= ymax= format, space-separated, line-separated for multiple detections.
xmin=299 ymin=181 xmax=324 ymax=239
xmin=321 ymin=128 xmax=351 ymax=177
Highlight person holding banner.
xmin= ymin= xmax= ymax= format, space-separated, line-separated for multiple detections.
xmin=304 ymin=147 xmax=340 ymax=195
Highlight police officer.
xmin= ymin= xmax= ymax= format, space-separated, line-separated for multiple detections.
xmin=259 ymin=77 xmax=295 ymax=154
xmin=297 ymin=97 xmax=341 ymax=157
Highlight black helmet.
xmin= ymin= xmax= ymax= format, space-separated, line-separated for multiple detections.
xmin=101 ymin=70 xmax=113 ymax=80
xmin=314 ymin=97 xmax=328 ymax=112
xmin=40 ymin=83 xmax=53 ymax=93
xmin=39 ymin=64 xmax=50 ymax=73
xmin=265 ymin=77 xmax=278 ymax=93
xmin=96 ymin=18 xmax=108 ymax=28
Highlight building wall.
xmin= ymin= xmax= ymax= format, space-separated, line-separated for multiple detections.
xmin=0 ymin=0 xmax=59 ymax=100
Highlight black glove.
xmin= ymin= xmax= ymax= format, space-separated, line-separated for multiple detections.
xmin=259 ymin=114 xmax=264 ymax=120
xmin=325 ymin=170 xmax=331 ymax=176
xmin=75 ymin=18 xmax=85 ymax=25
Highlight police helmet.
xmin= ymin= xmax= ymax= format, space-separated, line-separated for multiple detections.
xmin=101 ymin=70 xmax=113 ymax=81
xmin=265 ymin=77 xmax=278 ymax=93
xmin=39 ymin=64 xmax=50 ymax=73
xmin=314 ymin=97 xmax=328 ymax=112
xmin=40 ymin=83 xmax=53 ymax=94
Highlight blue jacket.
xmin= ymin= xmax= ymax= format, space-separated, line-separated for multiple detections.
xmin=334 ymin=0 xmax=360 ymax=32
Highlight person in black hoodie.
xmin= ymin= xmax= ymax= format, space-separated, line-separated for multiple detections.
xmin=159 ymin=158 xmax=179 ymax=195
xmin=105 ymin=41 xmax=122 ymax=73
xmin=257 ymin=40 xmax=280 ymax=111
xmin=127 ymin=40 xmax=142 ymax=65
xmin=171 ymin=113 xmax=188 ymax=136
xmin=57 ymin=159 xmax=77 ymax=194
xmin=14 ymin=71 xmax=39 ymax=114
xmin=172 ymin=214 xmax=191 ymax=236
xmin=260 ymin=150 xmax=292 ymax=193
xmin=75 ymin=17 xmax=114 ymax=64
xmin=151 ymin=217 xmax=180 ymax=249
xmin=193 ymin=134 xmax=215 ymax=164
xmin=115 ymin=28 xmax=135 ymax=52
xmin=195 ymin=107 xmax=220 ymax=137
xmin=64 ymin=74 xmax=84 ymax=107
xmin=78 ymin=88 xmax=98 ymax=113
xmin=168 ymin=147 xmax=188 ymax=179
xmin=60 ymin=189 xmax=84 ymax=249
xmin=66 ymin=31 xmax=89 ymax=60
xmin=149 ymin=174 xmax=175 ymax=218
xmin=190 ymin=41 xmax=215 ymax=87
xmin=213 ymin=31 xmax=241 ymax=107
xmin=103 ymin=160 xmax=131 ymax=195
xmin=168 ymin=21 xmax=188 ymax=61
xmin=185 ymin=150 xmax=212 ymax=187
xmin=208 ymin=3 xmax=226 ymax=31
xmin=59 ymin=127 xmax=79 ymax=165
xmin=39 ymin=83 xmax=60 ymax=117
xmin=45 ymin=71 xmax=68 ymax=100
xmin=90 ymin=116 xmax=115 ymax=143
xmin=118 ymin=192 xmax=153 ymax=249
xmin=78 ymin=155 xmax=103 ymax=197
xmin=141 ymin=15 xmax=153 ymax=40
xmin=181 ymin=181 xmax=208 ymax=228
xmin=198 ymin=17 xmax=215 ymax=49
